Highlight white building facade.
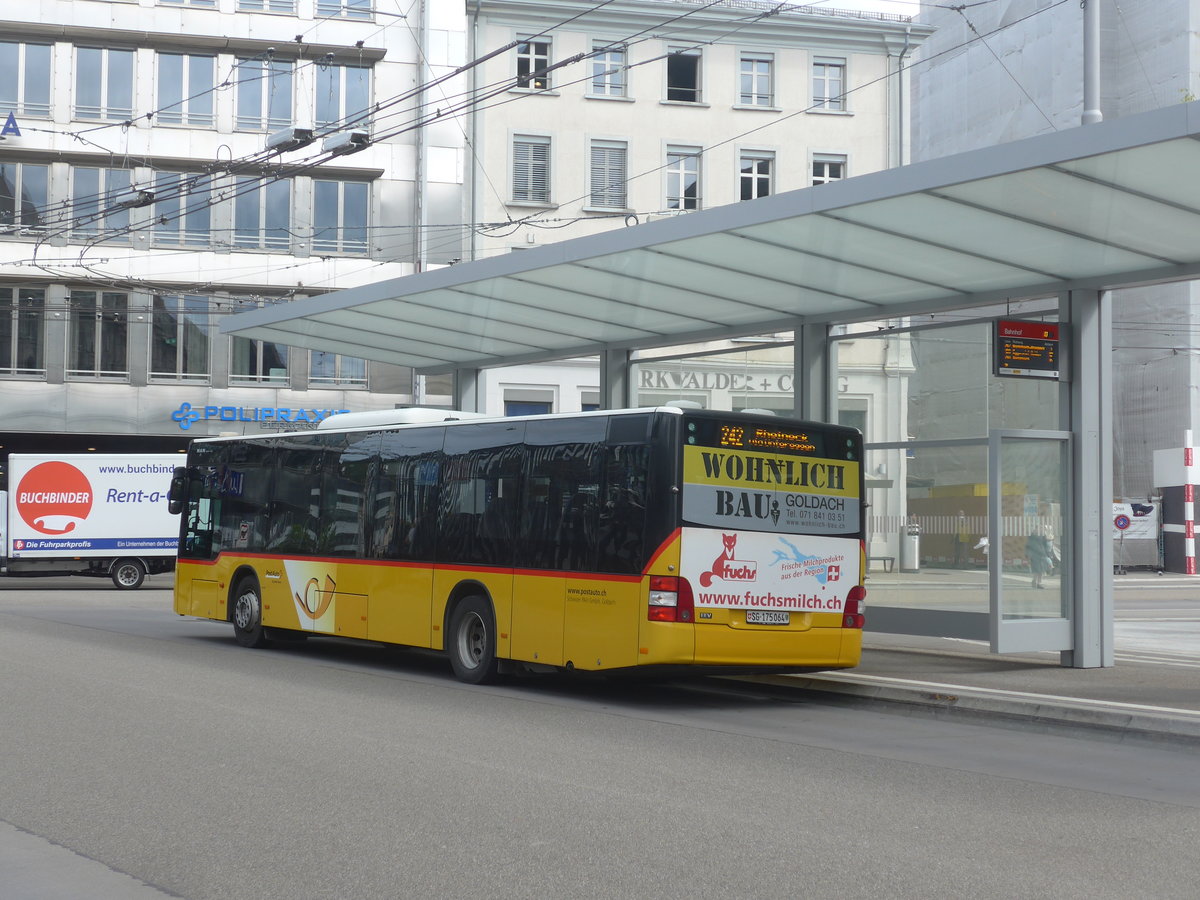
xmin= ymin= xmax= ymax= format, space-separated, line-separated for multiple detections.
xmin=466 ymin=0 xmax=931 ymax=417
xmin=0 ymin=0 xmax=467 ymax=459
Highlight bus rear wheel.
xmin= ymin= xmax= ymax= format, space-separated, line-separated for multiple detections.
xmin=111 ymin=559 xmax=145 ymax=590
xmin=232 ymin=579 xmax=268 ymax=649
xmin=448 ymin=596 xmax=499 ymax=684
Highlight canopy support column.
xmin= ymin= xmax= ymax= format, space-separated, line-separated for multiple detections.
xmin=454 ymin=367 xmax=482 ymax=413
xmin=1063 ymin=289 xmax=1113 ymax=667
xmin=795 ymin=323 xmax=830 ymax=421
xmin=600 ymin=348 xmax=631 ymax=410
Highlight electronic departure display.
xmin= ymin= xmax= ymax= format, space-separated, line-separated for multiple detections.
xmin=995 ymin=319 xmax=1062 ymax=380
xmin=685 ymin=416 xmax=858 ymax=459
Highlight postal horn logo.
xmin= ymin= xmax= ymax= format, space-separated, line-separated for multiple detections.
xmin=16 ymin=462 xmax=94 ymax=534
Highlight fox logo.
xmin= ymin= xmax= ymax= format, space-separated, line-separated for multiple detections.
xmin=698 ymin=533 xmax=758 ymax=586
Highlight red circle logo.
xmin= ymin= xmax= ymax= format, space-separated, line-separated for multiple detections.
xmin=15 ymin=462 xmax=94 ymax=535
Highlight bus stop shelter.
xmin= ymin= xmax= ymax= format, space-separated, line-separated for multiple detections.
xmin=224 ymin=102 xmax=1200 ymax=668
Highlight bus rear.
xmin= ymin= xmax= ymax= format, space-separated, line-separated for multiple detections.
xmin=637 ymin=411 xmax=865 ymax=673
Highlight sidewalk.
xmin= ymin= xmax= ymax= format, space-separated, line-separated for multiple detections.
xmin=764 ymin=571 xmax=1200 ymax=743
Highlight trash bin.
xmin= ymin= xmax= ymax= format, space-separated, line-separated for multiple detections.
xmin=900 ymin=521 xmax=920 ymax=573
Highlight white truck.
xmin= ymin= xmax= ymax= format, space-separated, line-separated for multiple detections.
xmin=0 ymin=454 xmax=179 ymax=589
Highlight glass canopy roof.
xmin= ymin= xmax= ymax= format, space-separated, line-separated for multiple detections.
xmin=224 ymin=103 xmax=1200 ymax=374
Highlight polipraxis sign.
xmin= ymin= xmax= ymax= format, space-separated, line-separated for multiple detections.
xmin=170 ymin=402 xmax=349 ymax=432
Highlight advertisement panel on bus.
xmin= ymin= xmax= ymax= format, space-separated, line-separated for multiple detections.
xmin=678 ymin=420 xmax=861 ymax=613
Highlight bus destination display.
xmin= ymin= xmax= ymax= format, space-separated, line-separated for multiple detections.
xmin=995 ymin=319 xmax=1060 ymax=380
xmin=693 ymin=420 xmax=824 ymax=457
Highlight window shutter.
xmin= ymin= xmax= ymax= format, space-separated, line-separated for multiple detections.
xmin=514 ymin=138 xmax=550 ymax=202
xmin=590 ymin=143 xmax=627 ymax=208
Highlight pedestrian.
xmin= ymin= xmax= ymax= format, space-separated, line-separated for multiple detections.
xmin=952 ymin=511 xmax=971 ymax=568
xmin=1026 ymin=527 xmax=1052 ymax=588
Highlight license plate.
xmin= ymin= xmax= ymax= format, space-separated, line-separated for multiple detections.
xmin=745 ymin=610 xmax=790 ymax=626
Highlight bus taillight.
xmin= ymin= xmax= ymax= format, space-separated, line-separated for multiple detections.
xmin=648 ymin=575 xmax=695 ymax=623
xmin=842 ymin=585 xmax=866 ymax=629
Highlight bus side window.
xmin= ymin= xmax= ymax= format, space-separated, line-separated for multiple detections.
xmin=520 ymin=418 xmax=606 ymax=572
xmin=597 ymin=445 xmax=649 ymax=574
xmin=439 ymin=423 xmax=524 ymax=565
xmin=374 ymin=428 xmax=444 ymax=562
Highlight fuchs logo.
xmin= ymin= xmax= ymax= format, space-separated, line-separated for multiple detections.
xmin=698 ymin=532 xmax=758 ymax=586
xmin=15 ymin=462 xmax=94 ymax=534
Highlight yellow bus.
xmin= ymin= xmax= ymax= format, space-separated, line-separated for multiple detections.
xmin=169 ymin=407 xmax=865 ymax=683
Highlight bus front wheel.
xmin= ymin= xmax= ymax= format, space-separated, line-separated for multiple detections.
xmin=448 ymin=596 xmax=499 ymax=684
xmin=232 ymin=579 xmax=268 ymax=649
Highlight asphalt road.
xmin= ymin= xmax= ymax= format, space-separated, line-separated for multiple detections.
xmin=1 ymin=578 xmax=1199 ymax=899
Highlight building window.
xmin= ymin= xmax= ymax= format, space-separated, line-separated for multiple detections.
xmin=739 ymin=53 xmax=773 ymax=106
xmin=740 ymin=151 xmax=773 ymax=201
xmin=313 ymin=180 xmax=369 ymax=254
xmin=316 ymin=0 xmax=371 ymax=18
xmin=516 ymin=35 xmax=551 ymax=90
xmin=157 ymin=53 xmax=216 ymax=127
xmin=512 ymin=136 xmax=551 ymax=204
xmin=150 ymin=294 xmax=210 ymax=381
xmin=666 ymin=46 xmax=701 ymax=102
xmin=235 ymin=57 xmax=293 ymax=131
xmin=0 ymin=162 xmax=49 ymax=234
xmin=813 ymin=58 xmax=846 ymax=111
xmin=589 ymin=140 xmax=627 ymax=209
xmin=71 ymin=167 xmax=134 ymax=243
xmin=505 ymin=400 xmax=551 ymax=416
xmin=0 ymin=287 xmax=45 ymax=376
xmin=233 ymin=177 xmax=292 ymax=251
xmin=310 ymin=351 xmax=366 ymax=386
xmin=315 ymin=63 xmax=372 ymax=130
xmin=75 ymin=47 xmax=135 ymax=121
xmin=159 ymin=0 xmax=217 ymax=7
xmin=812 ymin=154 xmax=846 ymax=185
xmin=232 ymin=335 xmax=289 ymax=384
xmin=68 ymin=290 xmax=128 ymax=379
xmin=237 ymin=0 xmax=296 ymax=11
xmin=153 ymin=172 xmax=213 ymax=247
xmin=666 ymin=146 xmax=701 ymax=210
xmin=590 ymin=41 xmax=625 ymax=97
xmin=0 ymin=42 xmax=52 ymax=117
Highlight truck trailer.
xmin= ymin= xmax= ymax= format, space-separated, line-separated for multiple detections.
xmin=1 ymin=454 xmax=179 ymax=589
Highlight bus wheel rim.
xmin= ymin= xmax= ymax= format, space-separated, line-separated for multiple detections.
xmin=234 ymin=592 xmax=259 ymax=630
xmin=459 ymin=612 xmax=485 ymax=666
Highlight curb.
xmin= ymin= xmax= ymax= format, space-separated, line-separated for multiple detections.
xmin=744 ymin=672 xmax=1200 ymax=744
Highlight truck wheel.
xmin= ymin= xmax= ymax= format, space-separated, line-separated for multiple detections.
xmin=232 ymin=578 xmax=269 ymax=649
xmin=448 ymin=595 xmax=499 ymax=684
xmin=111 ymin=559 xmax=146 ymax=590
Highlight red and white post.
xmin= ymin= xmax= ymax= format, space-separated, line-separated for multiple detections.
xmin=1186 ymin=431 xmax=1195 ymax=575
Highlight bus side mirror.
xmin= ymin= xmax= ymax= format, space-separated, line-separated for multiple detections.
xmin=167 ymin=467 xmax=188 ymax=515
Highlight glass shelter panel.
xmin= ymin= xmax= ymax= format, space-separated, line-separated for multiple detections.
xmin=997 ymin=436 xmax=1069 ymax=623
xmin=864 ymin=443 xmax=990 ymax=616
xmin=836 ymin=321 xmax=1060 ymax=444
xmin=833 ymin=311 xmax=1071 ymax=653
